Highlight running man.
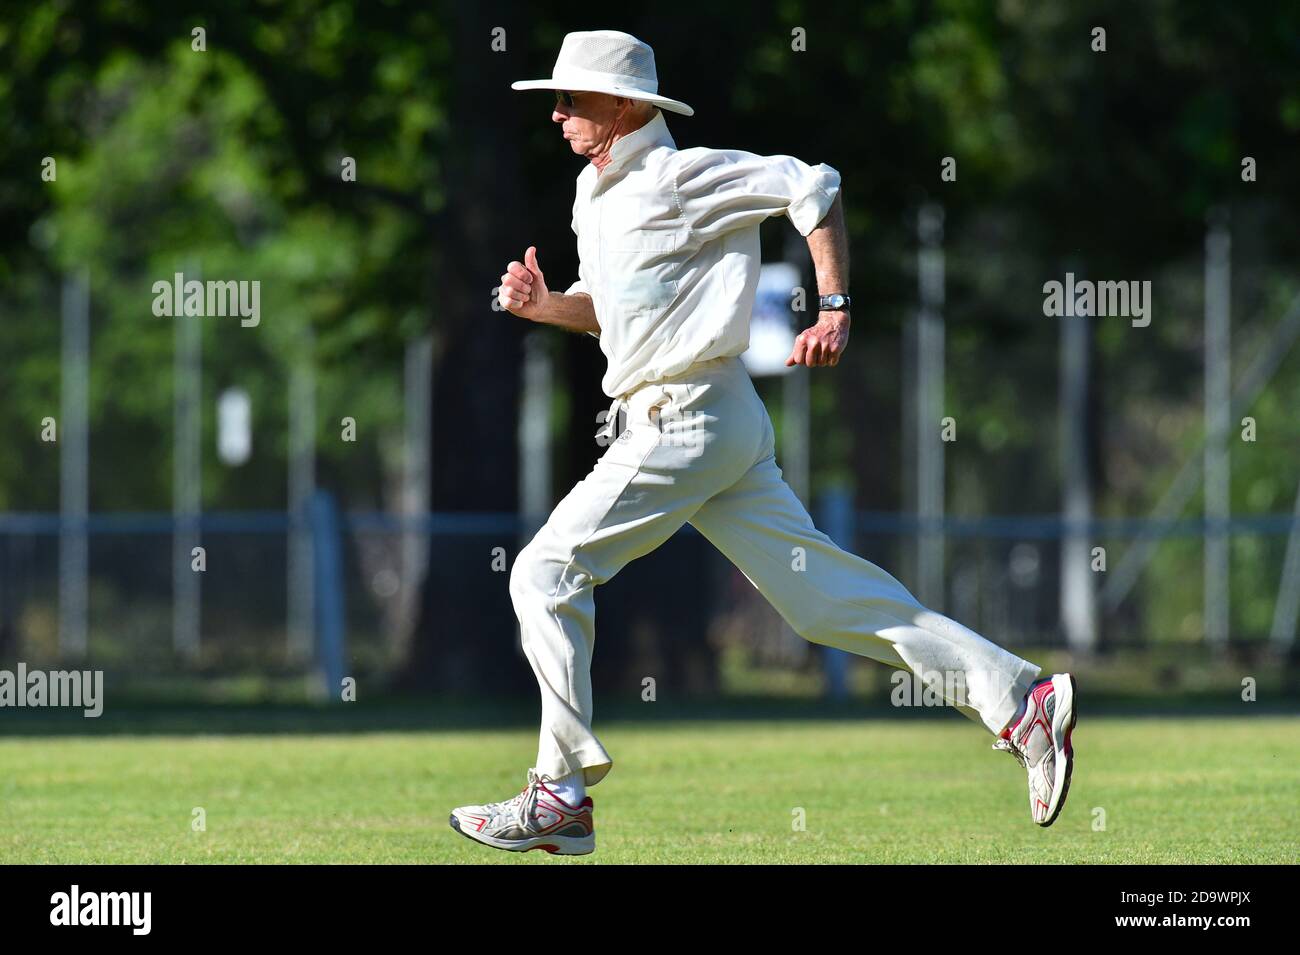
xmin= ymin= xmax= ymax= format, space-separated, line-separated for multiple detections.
xmin=449 ymin=30 xmax=1077 ymax=856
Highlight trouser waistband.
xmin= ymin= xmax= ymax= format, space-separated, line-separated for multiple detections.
xmin=598 ymin=356 xmax=744 ymax=443
xmin=614 ymin=356 xmax=742 ymax=401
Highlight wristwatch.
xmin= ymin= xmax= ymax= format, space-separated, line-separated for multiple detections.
xmin=818 ymin=293 xmax=851 ymax=312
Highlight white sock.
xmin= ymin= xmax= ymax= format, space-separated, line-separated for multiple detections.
xmin=544 ymin=772 xmax=586 ymax=807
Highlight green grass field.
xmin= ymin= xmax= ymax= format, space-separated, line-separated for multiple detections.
xmin=1 ymin=711 xmax=1297 ymax=863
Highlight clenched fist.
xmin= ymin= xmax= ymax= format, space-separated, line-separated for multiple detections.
xmin=498 ymin=246 xmax=550 ymax=321
xmin=786 ymin=311 xmax=850 ymax=367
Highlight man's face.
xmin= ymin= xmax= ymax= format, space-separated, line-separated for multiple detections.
xmin=552 ymin=91 xmax=635 ymax=157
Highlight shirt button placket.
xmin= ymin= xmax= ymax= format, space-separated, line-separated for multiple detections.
xmin=595 ymin=190 xmax=605 ymax=285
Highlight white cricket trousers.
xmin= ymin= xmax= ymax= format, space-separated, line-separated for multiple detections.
xmin=510 ymin=354 xmax=1041 ymax=786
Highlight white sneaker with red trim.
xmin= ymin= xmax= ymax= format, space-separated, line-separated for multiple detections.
xmin=449 ymin=769 xmax=595 ymax=855
xmin=993 ymin=673 xmax=1077 ymax=827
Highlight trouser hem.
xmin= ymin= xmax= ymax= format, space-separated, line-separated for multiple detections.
xmin=536 ymin=746 xmax=613 ymax=789
xmin=986 ymin=660 xmax=1042 ymax=735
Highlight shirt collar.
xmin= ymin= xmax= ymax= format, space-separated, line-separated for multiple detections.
xmin=601 ymin=110 xmax=675 ymax=176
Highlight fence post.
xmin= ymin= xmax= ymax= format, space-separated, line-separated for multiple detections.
xmin=818 ymin=488 xmax=854 ymax=701
xmin=287 ymin=323 xmax=317 ymax=662
xmin=1204 ymin=209 xmax=1231 ymax=654
xmin=1270 ymin=481 xmax=1300 ymax=653
xmin=915 ymin=202 xmax=946 ymax=610
xmin=311 ymin=490 xmax=346 ymax=702
xmin=59 ymin=270 xmax=90 ymax=660
xmin=1059 ymin=276 xmax=1097 ymax=654
xmin=172 ymin=261 xmax=201 ymax=662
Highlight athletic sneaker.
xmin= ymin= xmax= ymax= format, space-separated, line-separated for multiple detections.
xmin=449 ymin=768 xmax=595 ymax=855
xmin=993 ymin=673 xmax=1077 ymax=827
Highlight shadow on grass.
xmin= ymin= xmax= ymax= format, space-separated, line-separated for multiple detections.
xmin=0 ymin=692 xmax=1296 ymax=737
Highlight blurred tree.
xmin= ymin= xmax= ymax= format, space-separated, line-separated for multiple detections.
xmin=2 ymin=0 xmax=1299 ymax=686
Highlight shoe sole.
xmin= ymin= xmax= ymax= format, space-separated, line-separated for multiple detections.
xmin=1038 ymin=673 xmax=1077 ymax=828
xmin=448 ymin=813 xmax=595 ymax=856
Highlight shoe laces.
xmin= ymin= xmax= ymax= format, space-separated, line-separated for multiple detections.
xmin=992 ymin=736 xmax=1028 ymax=769
xmin=486 ymin=769 xmax=554 ymax=831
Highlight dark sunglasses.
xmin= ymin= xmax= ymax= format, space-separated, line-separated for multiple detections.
xmin=554 ymin=90 xmax=576 ymax=108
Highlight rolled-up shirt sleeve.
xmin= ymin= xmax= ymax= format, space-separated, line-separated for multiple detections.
xmin=671 ymin=146 xmax=841 ymax=239
xmin=565 ymin=210 xmax=589 ymax=298
xmin=566 ymin=196 xmax=600 ymax=339
xmin=564 ymin=259 xmax=599 ymax=340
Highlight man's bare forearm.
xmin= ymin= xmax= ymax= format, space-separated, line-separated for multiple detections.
xmin=785 ymin=189 xmax=850 ymax=367
xmin=807 ymin=190 xmax=849 ymax=298
xmin=536 ymin=291 xmax=600 ymax=335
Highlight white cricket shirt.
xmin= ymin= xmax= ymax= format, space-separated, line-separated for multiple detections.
xmin=565 ymin=110 xmax=841 ymax=398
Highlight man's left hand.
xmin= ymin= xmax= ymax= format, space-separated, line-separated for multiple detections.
xmin=785 ymin=311 xmax=850 ymax=367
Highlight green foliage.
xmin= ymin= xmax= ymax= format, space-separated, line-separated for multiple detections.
xmin=2 ymin=1 xmax=1299 ymax=639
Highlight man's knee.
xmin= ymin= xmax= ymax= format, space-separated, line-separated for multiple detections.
xmin=510 ymin=540 xmax=577 ymax=613
xmin=509 ymin=543 xmax=542 ymax=609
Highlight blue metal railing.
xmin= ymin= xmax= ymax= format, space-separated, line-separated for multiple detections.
xmin=2 ymin=510 xmax=1297 ymax=538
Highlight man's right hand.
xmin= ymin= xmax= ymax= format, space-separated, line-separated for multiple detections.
xmin=499 ymin=246 xmax=550 ymax=320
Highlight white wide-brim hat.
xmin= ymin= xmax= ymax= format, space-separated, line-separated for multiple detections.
xmin=511 ymin=29 xmax=694 ymax=117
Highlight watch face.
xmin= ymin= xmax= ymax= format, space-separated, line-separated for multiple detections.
xmin=824 ymin=294 xmax=847 ymax=309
